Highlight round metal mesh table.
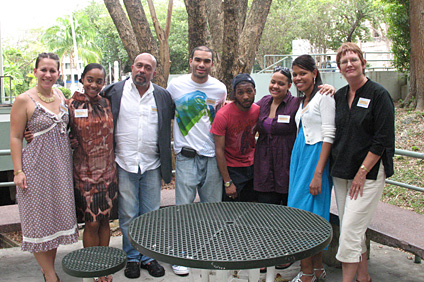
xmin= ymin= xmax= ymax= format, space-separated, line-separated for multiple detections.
xmin=129 ymin=202 xmax=332 ymax=270
xmin=62 ymin=246 xmax=127 ymax=277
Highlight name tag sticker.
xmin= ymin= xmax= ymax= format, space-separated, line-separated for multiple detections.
xmin=60 ymin=104 xmax=68 ymax=114
xmin=74 ymin=109 xmax=88 ymax=118
xmin=206 ymin=98 xmax=216 ymax=106
xmin=357 ymin=98 xmax=371 ymax=108
xmin=151 ymin=106 xmax=157 ymax=112
xmin=278 ymin=115 xmax=290 ymax=123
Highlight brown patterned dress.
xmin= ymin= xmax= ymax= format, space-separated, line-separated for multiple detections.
xmin=68 ymin=91 xmax=118 ymax=223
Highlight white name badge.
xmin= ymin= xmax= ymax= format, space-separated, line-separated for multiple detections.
xmin=151 ymin=106 xmax=157 ymax=112
xmin=74 ymin=109 xmax=88 ymax=118
xmin=60 ymin=104 xmax=68 ymax=114
xmin=206 ymin=98 xmax=216 ymax=106
xmin=357 ymin=98 xmax=371 ymax=108
xmin=277 ymin=115 xmax=290 ymax=123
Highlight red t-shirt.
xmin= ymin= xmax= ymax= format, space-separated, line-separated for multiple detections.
xmin=211 ymin=102 xmax=260 ymax=167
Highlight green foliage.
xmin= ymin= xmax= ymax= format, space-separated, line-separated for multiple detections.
xmin=328 ymin=0 xmax=385 ymax=51
xmin=257 ymin=0 xmax=387 ymax=69
xmin=411 ymin=145 xmax=420 ymax=151
xmin=2 ymin=47 xmax=38 ymax=96
xmin=42 ymin=12 xmax=101 ymax=72
xmin=58 ymin=87 xmax=72 ymax=99
xmin=80 ymin=1 xmax=131 ymax=80
xmin=381 ymin=0 xmax=409 ymax=75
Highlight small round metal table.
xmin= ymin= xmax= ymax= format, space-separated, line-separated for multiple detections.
xmin=62 ymin=246 xmax=126 ymax=281
xmin=129 ymin=202 xmax=332 ymax=281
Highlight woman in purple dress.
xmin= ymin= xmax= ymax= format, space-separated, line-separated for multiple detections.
xmin=10 ymin=53 xmax=78 ymax=282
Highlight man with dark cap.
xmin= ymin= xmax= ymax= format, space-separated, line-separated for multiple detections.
xmin=211 ymin=73 xmax=260 ymax=201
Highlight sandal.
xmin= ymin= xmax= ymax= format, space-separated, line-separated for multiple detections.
xmin=314 ymin=268 xmax=327 ymax=282
xmin=356 ymin=279 xmax=372 ymax=282
xmin=291 ymin=271 xmax=317 ymax=282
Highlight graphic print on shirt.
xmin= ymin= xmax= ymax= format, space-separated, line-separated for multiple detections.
xmin=175 ymin=90 xmax=216 ymax=136
xmin=226 ymin=121 xmax=256 ymax=155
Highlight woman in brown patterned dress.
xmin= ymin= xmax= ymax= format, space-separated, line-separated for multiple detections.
xmin=68 ymin=63 xmax=118 ymax=282
xmin=10 ymin=52 xmax=78 ymax=282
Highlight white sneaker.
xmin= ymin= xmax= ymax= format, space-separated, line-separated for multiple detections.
xmin=172 ymin=265 xmax=190 ymax=276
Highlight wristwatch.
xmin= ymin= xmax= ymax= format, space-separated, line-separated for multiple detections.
xmin=224 ymin=180 xmax=233 ymax=188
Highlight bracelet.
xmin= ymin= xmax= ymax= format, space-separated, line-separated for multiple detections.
xmin=360 ymin=164 xmax=370 ymax=173
xmin=14 ymin=170 xmax=23 ymax=176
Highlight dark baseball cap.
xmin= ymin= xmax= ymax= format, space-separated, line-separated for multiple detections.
xmin=232 ymin=73 xmax=255 ymax=91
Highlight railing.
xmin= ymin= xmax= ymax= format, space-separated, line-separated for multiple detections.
xmin=256 ymin=52 xmax=395 ymax=74
xmin=0 ymin=148 xmax=423 ymax=192
xmin=0 ymin=76 xmax=13 ymax=104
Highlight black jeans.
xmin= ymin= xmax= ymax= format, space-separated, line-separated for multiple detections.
xmin=222 ymin=165 xmax=257 ymax=202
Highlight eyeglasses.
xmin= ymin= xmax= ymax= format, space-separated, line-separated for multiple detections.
xmin=274 ymin=66 xmax=290 ymax=75
xmin=340 ymin=57 xmax=360 ymax=65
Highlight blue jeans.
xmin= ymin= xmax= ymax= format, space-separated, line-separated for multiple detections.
xmin=118 ymin=165 xmax=161 ymax=263
xmin=175 ymin=154 xmax=222 ymax=205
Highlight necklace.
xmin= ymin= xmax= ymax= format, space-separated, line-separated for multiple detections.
xmin=37 ymin=89 xmax=55 ymax=103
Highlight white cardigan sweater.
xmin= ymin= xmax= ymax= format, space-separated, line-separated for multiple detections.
xmin=294 ymin=93 xmax=336 ymax=145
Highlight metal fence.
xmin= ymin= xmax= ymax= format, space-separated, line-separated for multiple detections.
xmin=256 ymin=52 xmax=395 ymax=74
xmin=0 ymin=148 xmax=423 ymax=192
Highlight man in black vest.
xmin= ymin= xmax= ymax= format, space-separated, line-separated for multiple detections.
xmin=102 ymin=53 xmax=174 ymax=279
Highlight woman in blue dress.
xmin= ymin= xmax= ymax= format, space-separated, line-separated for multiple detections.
xmin=288 ymin=55 xmax=336 ymax=282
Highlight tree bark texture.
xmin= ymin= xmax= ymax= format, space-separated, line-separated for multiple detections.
xmin=234 ymin=0 xmax=273 ymax=74
xmin=124 ymin=0 xmax=158 ymax=57
xmin=205 ymin=0 xmax=224 ymax=63
xmin=184 ymin=0 xmax=208 ymax=56
xmin=220 ymin=0 xmax=239 ymax=96
xmin=104 ymin=0 xmax=140 ymax=62
xmin=146 ymin=0 xmax=172 ymax=86
xmin=410 ymin=0 xmax=424 ymax=110
xmin=104 ymin=0 xmax=170 ymax=87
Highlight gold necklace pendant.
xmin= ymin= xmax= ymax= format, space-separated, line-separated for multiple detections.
xmin=37 ymin=90 xmax=56 ymax=103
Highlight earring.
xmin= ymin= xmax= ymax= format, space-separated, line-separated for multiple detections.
xmin=313 ymin=77 xmax=316 ymax=84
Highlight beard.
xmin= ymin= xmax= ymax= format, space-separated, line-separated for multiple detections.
xmin=133 ymin=74 xmax=147 ymax=86
xmin=235 ymin=99 xmax=253 ymax=109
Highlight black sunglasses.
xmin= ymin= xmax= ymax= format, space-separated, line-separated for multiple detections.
xmin=273 ymin=66 xmax=292 ymax=82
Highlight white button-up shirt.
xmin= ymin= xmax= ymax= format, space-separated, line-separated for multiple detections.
xmin=115 ymin=78 xmax=160 ymax=174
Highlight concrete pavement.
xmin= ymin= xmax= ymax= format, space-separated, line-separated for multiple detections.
xmin=1 ymin=236 xmax=423 ymax=281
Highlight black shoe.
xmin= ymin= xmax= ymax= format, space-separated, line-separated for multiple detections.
xmin=124 ymin=261 xmax=140 ymax=279
xmin=275 ymin=262 xmax=294 ymax=269
xmin=141 ymin=259 xmax=165 ymax=277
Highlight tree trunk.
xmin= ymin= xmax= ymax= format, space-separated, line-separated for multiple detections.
xmin=184 ymin=0 xmax=208 ymax=56
xmin=410 ymin=0 xmax=424 ymax=110
xmin=182 ymin=0 xmax=272 ymax=94
xmin=220 ymin=0 xmax=239 ymax=95
xmin=124 ymin=0 xmax=158 ymax=57
xmin=146 ymin=0 xmax=172 ymax=87
xmin=104 ymin=0 xmax=140 ymax=62
xmin=235 ymin=0 xmax=273 ymax=74
xmin=236 ymin=0 xmax=248 ymax=32
xmin=205 ymin=0 xmax=224 ymax=63
xmin=104 ymin=0 xmax=168 ymax=87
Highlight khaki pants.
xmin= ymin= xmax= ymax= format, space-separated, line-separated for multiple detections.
xmin=333 ymin=164 xmax=385 ymax=263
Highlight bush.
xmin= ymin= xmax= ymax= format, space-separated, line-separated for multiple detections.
xmin=58 ymin=87 xmax=72 ymax=99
